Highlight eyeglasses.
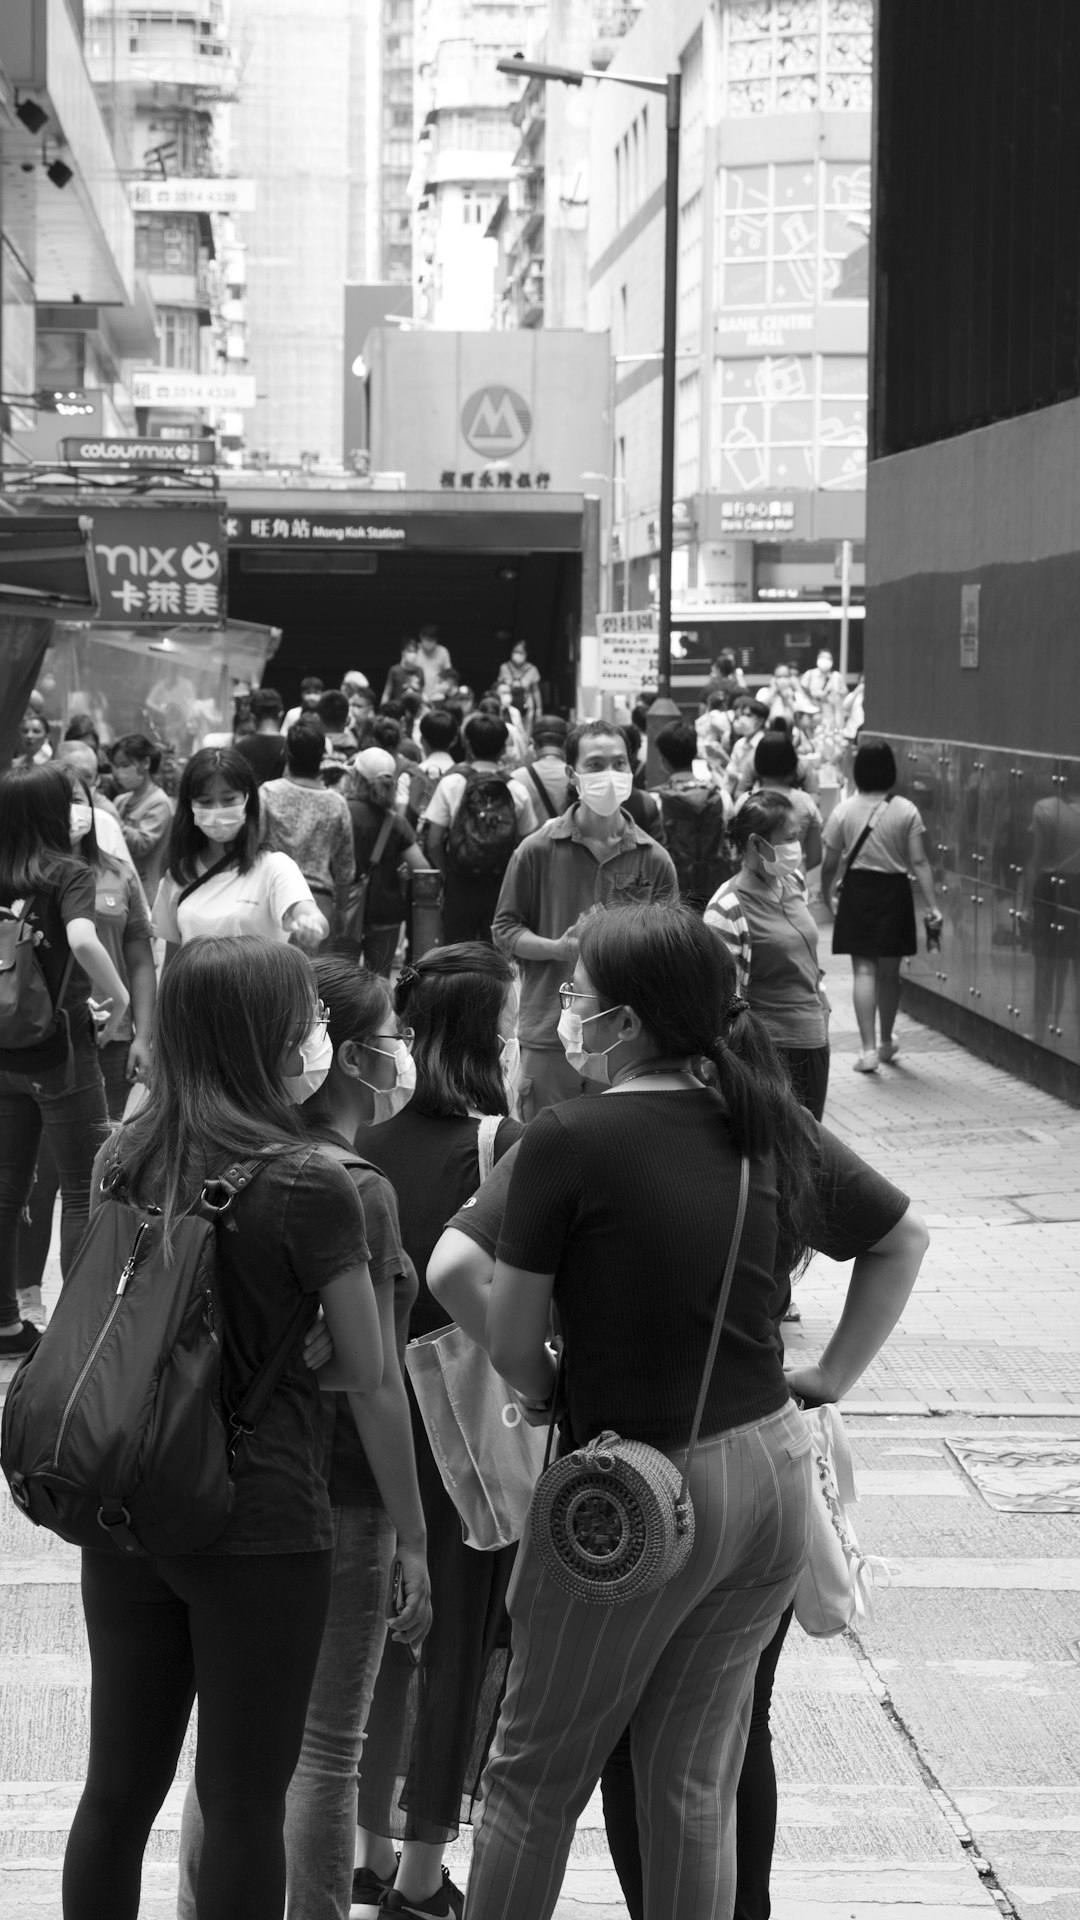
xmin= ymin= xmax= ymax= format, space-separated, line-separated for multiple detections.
xmin=316 ymin=1001 xmax=330 ymax=1027
xmin=367 ymin=1028 xmax=414 ymax=1048
xmin=557 ymin=983 xmax=597 ymax=1011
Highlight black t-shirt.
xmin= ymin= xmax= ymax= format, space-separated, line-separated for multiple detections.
xmin=362 ymin=1106 xmax=522 ymax=1337
xmin=235 ymin=732 xmax=288 ymax=786
xmin=312 ymin=1127 xmax=419 ymax=1508
xmin=347 ymin=798 xmax=416 ymax=923
xmin=450 ymin=1117 xmax=908 ymax=1389
xmin=0 ymin=861 xmax=95 ymax=1033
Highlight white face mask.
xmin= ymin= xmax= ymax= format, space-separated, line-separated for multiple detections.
xmin=192 ymin=800 xmax=247 ymax=842
xmin=577 ymin=769 xmax=633 ymax=817
xmin=69 ymin=802 xmax=94 ymax=843
xmin=283 ymin=1018 xmax=334 ymax=1105
xmin=360 ymin=1038 xmax=416 ymax=1124
xmin=556 ymin=1004 xmax=624 ymax=1085
xmin=499 ymin=1032 xmax=522 ymax=1102
xmin=774 ymin=842 xmax=803 ymax=875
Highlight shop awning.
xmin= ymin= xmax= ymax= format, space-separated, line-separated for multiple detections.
xmin=0 ymin=514 xmax=98 ymax=613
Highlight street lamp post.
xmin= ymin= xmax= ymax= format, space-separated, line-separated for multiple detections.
xmin=497 ymin=55 xmax=682 ymax=758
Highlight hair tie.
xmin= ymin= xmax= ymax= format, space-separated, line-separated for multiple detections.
xmin=396 ymin=963 xmax=420 ymax=994
xmin=726 ymin=997 xmax=750 ymax=1019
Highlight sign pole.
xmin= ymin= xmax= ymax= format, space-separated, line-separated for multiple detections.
xmin=838 ymin=537 xmax=852 ymax=682
xmin=645 ymin=71 xmax=683 ymax=785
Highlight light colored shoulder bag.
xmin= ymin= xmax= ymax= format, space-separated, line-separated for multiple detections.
xmin=793 ymin=1402 xmax=892 ymax=1635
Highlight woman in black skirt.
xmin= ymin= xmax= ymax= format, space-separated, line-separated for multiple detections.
xmin=820 ymin=739 xmax=941 ymax=1072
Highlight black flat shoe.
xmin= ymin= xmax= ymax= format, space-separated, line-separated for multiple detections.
xmin=0 ymin=1320 xmax=42 ymax=1354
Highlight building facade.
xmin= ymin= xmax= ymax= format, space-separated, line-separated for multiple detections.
xmin=587 ymin=0 xmax=871 ymax=666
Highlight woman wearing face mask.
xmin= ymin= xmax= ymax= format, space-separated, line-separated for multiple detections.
xmin=109 ymin=732 xmax=173 ymax=905
xmin=63 ymin=937 xmax=384 ymax=1920
xmin=0 ymin=763 xmax=131 ymax=1354
xmin=354 ymin=944 xmax=522 ymax=1920
xmin=705 ymin=790 xmax=830 ymax=1123
xmin=14 ymin=775 xmax=157 ymax=1320
xmin=176 ymin=952 xmax=432 ymax=1920
xmin=151 ymin=746 xmax=327 ymax=960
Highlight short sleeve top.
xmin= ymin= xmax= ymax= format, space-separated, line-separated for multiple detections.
xmin=423 ymin=768 xmax=538 ymax=839
xmin=822 ymin=793 xmax=925 ymax=875
xmin=92 ymin=855 xmax=152 ymax=1042
xmin=0 ymin=860 xmax=95 ymax=1023
xmin=151 ymin=850 xmax=314 ymax=945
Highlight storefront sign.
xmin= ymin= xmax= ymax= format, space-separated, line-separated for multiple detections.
xmin=718 ymin=496 xmax=797 ymax=535
xmin=129 ymin=178 xmax=257 ymax=213
xmin=89 ymin=506 xmax=226 ymax=625
xmin=439 ymin=469 xmax=550 ymax=491
xmin=715 ymin=312 xmax=815 ymax=355
xmin=225 ymin=505 xmax=583 ymax=554
xmin=228 ymin=512 xmax=408 ymax=547
xmin=60 ymin=436 xmax=216 ymax=467
xmin=598 ymin=615 xmax=659 ymax=689
xmin=130 ymin=372 xmax=257 ymax=410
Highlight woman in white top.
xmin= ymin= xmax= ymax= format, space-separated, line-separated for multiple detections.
xmin=820 ymin=739 xmax=941 ymax=1073
xmin=152 ymin=747 xmax=327 ymax=962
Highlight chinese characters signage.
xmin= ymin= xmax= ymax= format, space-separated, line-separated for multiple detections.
xmin=598 ymin=612 xmax=659 ymax=690
xmin=90 ymin=507 xmax=226 ymax=627
xmin=129 ymin=178 xmax=257 ymax=213
xmin=439 ymin=470 xmax=551 ymax=492
xmin=718 ymin=497 xmax=797 ymax=535
xmin=226 ymin=512 xmax=408 ymax=546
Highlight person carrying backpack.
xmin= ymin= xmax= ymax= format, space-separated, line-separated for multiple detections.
xmin=0 ymin=763 xmax=132 ymax=1356
xmin=408 ymin=709 xmax=459 ymax=833
xmin=27 ymin=935 xmax=385 ymax=1920
xmin=423 ymin=712 xmax=538 ymax=943
xmin=653 ymin=720 xmax=735 ymax=912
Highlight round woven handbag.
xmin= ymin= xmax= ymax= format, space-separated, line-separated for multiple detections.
xmin=530 ymin=1431 xmax=694 ymax=1603
xmin=530 ymin=1157 xmax=750 ymax=1607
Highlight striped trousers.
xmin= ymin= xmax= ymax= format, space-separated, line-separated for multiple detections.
xmin=464 ymin=1400 xmax=812 ymax=1920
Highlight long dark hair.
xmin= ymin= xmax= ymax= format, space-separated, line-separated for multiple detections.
xmin=578 ymin=904 xmax=816 ymax=1256
xmin=166 ymin=746 xmax=262 ymax=886
xmin=116 ymin=936 xmax=314 ymax=1251
xmin=0 ymin=762 xmax=89 ymax=903
xmin=394 ymin=943 xmax=515 ymax=1118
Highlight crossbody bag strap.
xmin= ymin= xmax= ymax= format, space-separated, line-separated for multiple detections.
xmin=677 ymin=1153 xmax=751 ymax=1521
xmin=177 ymin=854 xmax=240 ymax=909
xmin=841 ymin=797 xmax=889 ymax=880
xmin=366 ymin=809 xmax=395 ymax=873
xmin=524 ymin=761 xmax=557 ymax=819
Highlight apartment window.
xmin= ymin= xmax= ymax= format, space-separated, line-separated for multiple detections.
xmin=160 ymin=308 xmax=200 ymax=371
xmin=721 ymin=0 xmax=872 ymax=116
xmin=136 ymin=219 xmax=198 ymax=274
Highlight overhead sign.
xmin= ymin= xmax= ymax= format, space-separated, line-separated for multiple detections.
xmin=129 ymin=178 xmax=257 ymax=213
xmin=598 ymin=614 xmax=659 ymax=690
xmin=718 ymin=496 xmax=797 ymax=535
xmin=130 ymin=372 xmax=257 ymax=410
xmin=89 ymin=506 xmax=226 ymax=626
xmin=225 ymin=506 xmax=583 ymax=554
xmin=715 ymin=311 xmax=816 ymax=355
xmin=59 ymin=436 xmax=216 ymax=467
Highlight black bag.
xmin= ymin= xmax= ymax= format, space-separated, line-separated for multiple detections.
xmin=657 ymin=784 xmax=736 ymax=911
xmin=0 ymin=895 xmax=75 ymax=1072
xmin=446 ymin=769 xmax=518 ymax=880
xmin=1 ymin=1156 xmax=316 ymax=1557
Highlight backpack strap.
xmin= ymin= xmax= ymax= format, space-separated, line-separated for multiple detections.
xmin=366 ymin=810 xmax=395 ymax=874
xmin=523 ymin=762 xmax=557 ymax=819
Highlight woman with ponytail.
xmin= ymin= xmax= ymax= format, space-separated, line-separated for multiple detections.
xmin=440 ymin=903 xmax=926 ymax=1920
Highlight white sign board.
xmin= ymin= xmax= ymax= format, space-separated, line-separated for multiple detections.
xmin=129 ymin=178 xmax=257 ymax=213
xmin=130 ymin=372 xmax=258 ymax=410
xmin=597 ymin=611 xmax=658 ymax=689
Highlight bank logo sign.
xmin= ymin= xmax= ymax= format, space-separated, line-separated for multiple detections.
xmin=461 ymin=386 xmax=532 ymax=457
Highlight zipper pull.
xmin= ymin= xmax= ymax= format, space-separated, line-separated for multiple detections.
xmin=116 ymin=1222 xmax=147 ymax=1296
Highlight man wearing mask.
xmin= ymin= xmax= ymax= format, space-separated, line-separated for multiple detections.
xmin=492 ymin=720 xmax=677 ymax=1116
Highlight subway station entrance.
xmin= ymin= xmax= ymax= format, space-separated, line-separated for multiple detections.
xmin=224 ymin=488 xmax=599 ymax=711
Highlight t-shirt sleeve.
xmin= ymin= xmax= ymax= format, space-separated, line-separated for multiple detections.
xmin=806 ymin=1122 xmax=910 ymax=1262
xmin=282 ymin=1149 xmax=370 ymax=1292
xmin=263 ymin=851 xmax=315 ymax=925
xmin=423 ymin=773 xmax=462 ymax=828
xmin=55 ymin=864 xmax=96 ymax=926
xmin=495 ymin=1109 xmax=584 ymax=1272
xmin=510 ymin=781 xmax=538 ymax=837
xmin=151 ymin=874 xmax=181 ymax=943
xmin=123 ymin=869 xmax=153 ymax=943
xmin=821 ymin=803 xmax=847 ymax=854
xmin=446 ymin=1137 xmax=521 ymax=1255
xmin=904 ymin=801 xmax=927 ymax=857
xmin=350 ymin=1167 xmax=408 ymax=1291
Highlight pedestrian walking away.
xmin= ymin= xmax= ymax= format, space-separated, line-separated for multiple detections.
xmin=58 ymin=935 xmax=386 ymax=1920
xmin=492 ymin=719 xmax=677 ymax=1116
xmin=423 ymin=714 xmax=537 ymax=945
xmin=432 ymin=902 xmax=924 ymax=1920
xmin=355 ymin=944 xmax=523 ymax=1920
xmin=345 ymin=748 xmax=429 ymax=975
xmin=653 ymin=719 xmax=734 ymax=909
xmin=820 ymin=739 xmax=942 ymax=1072
xmin=261 ymin=717 xmax=355 ymax=938
xmin=151 ymin=746 xmax=328 ymax=958
xmin=175 ymin=952 xmax=431 ymax=1920
xmin=234 ymin=686 xmax=288 ymax=786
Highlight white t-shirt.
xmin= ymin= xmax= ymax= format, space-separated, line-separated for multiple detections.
xmin=152 ymin=849 xmax=314 ymax=945
xmin=94 ymin=807 xmax=136 ymax=870
xmin=422 ymin=764 xmax=538 ymax=838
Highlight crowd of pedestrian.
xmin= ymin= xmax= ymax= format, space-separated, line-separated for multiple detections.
xmin=0 ymin=633 xmax=940 ymax=1920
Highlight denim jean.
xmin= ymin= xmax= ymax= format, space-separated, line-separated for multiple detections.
xmin=0 ymin=1020 xmax=108 ymax=1324
xmin=177 ymin=1500 xmax=396 ymax=1920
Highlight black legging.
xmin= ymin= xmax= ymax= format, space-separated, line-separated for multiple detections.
xmin=64 ymin=1545 xmax=333 ymax=1920
xmin=600 ymin=1603 xmax=795 ymax=1920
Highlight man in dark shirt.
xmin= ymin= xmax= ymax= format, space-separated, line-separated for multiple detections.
xmin=235 ymin=687 xmax=287 ymax=785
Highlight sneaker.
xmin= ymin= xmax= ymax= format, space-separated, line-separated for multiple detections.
xmin=852 ymin=1050 xmax=879 ymax=1073
xmin=878 ymin=1039 xmax=899 ymax=1064
xmin=17 ymin=1286 xmax=44 ymax=1325
xmin=0 ymin=1320 xmax=42 ymax=1355
xmin=350 ymin=1863 xmax=397 ymax=1920
xmin=381 ymin=1870 xmax=465 ymax=1919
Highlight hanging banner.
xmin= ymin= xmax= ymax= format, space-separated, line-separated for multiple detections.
xmin=88 ymin=505 xmax=227 ymax=627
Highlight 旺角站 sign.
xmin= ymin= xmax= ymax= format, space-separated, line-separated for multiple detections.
xmin=89 ymin=506 xmax=226 ymax=626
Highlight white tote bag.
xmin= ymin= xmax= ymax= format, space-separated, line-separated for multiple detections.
xmin=793 ymin=1403 xmax=891 ymax=1637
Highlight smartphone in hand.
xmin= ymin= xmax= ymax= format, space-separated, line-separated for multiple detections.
xmin=388 ymin=1557 xmax=421 ymax=1666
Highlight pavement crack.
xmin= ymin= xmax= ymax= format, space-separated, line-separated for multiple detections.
xmin=845 ymin=1628 xmax=1023 ymax=1918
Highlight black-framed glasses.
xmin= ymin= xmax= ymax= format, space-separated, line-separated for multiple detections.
xmin=557 ymin=982 xmax=597 ymax=1011
xmin=367 ymin=1028 xmax=414 ymax=1048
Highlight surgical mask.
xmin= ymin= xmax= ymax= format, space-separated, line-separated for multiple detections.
xmin=69 ymin=802 xmax=94 ymax=843
xmin=192 ymin=800 xmax=247 ymax=842
xmin=774 ymin=843 xmax=803 ymax=876
xmin=282 ymin=1018 xmax=334 ymax=1105
xmin=112 ymin=764 xmax=142 ymax=791
xmin=360 ymin=1038 xmax=416 ymax=1124
xmin=754 ymin=838 xmax=779 ymax=877
xmin=577 ymin=769 xmax=633 ymax=817
xmin=499 ymin=1032 xmax=521 ymax=1102
xmin=557 ymin=1004 xmax=624 ymax=1086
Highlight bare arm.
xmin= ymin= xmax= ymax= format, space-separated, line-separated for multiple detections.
xmin=121 ymin=935 xmax=157 ymax=1078
xmin=908 ymin=830 xmax=939 ymax=916
xmin=785 ymin=1205 xmax=928 ymax=1407
xmin=819 ymin=848 xmax=841 ymax=912
xmin=803 ymin=814 xmax=823 ymax=876
xmin=345 ymin=1285 xmax=431 ymax=1647
xmin=428 ymin=1227 xmax=494 ymax=1349
xmin=315 ymin=1264 xmax=383 ymax=1392
xmin=65 ymin=917 xmax=130 ymax=1045
xmin=427 ymin=822 xmax=448 ymax=875
xmin=487 ymin=1259 xmax=559 ymax=1403
xmin=283 ymin=899 xmax=329 ymax=952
